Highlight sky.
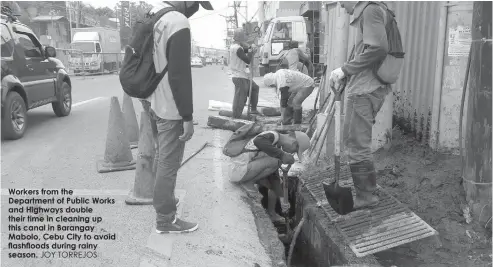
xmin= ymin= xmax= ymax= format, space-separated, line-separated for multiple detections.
xmin=82 ymin=0 xmax=260 ymax=49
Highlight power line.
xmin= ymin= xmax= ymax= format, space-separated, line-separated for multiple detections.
xmin=189 ymin=7 xmax=228 ymax=20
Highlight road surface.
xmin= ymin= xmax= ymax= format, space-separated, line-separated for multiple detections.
xmin=1 ymin=65 xmax=278 ymax=267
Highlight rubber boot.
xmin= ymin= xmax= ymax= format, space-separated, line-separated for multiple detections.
xmin=293 ymin=108 xmax=303 ymax=125
xmin=282 ymin=107 xmax=294 ymax=125
xmin=350 ymin=160 xmax=379 ymax=210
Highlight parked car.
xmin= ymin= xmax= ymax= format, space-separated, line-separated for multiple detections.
xmin=205 ymin=57 xmax=213 ymax=65
xmin=191 ymin=57 xmax=203 ymax=68
xmin=1 ymin=7 xmax=72 ymax=140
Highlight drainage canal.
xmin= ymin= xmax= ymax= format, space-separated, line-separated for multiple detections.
xmin=256 ymin=176 xmax=315 ymax=267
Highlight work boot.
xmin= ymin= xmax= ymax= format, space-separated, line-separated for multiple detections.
xmin=350 ymin=160 xmax=379 ymax=210
xmin=250 ymin=108 xmax=260 ymax=115
xmin=293 ymin=108 xmax=303 ymax=125
xmin=281 ymin=107 xmax=294 ymax=125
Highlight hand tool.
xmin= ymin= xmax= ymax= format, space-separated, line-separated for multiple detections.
xmin=322 ymin=83 xmax=354 ymax=215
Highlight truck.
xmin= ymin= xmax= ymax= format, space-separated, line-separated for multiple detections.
xmin=69 ymin=27 xmax=121 ymax=74
xmin=258 ymin=16 xmax=310 ymax=76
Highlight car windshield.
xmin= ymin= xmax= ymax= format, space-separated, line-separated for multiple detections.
xmin=72 ymin=42 xmax=95 ymax=53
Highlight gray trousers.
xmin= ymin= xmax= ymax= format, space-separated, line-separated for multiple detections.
xmin=143 ymin=101 xmax=185 ymax=224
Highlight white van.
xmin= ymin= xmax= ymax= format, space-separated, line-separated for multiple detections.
xmin=258 ymin=16 xmax=309 ymax=76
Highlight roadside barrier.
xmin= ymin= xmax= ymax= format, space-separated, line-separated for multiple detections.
xmin=125 ymin=111 xmax=155 ymax=205
xmin=122 ymin=93 xmax=139 ymax=149
xmin=55 ymin=48 xmax=125 ymax=77
xmin=97 ymin=97 xmax=136 ymax=173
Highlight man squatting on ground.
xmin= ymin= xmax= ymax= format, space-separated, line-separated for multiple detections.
xmin=329 ymin=1 xmax=391 ymax=209
xmin=263 ymin=69 xmax=315 ymax=125
xmin=229 ymin=130 xmax=310 ymax=222
xmin=228 ymin=28 xmax=260 ymax=118
xmin=140 ymin=1 xmax=213 ymax=234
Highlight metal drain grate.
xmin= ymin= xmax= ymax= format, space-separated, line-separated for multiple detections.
xmin=300 ymin=166 xmax=438 ymax=257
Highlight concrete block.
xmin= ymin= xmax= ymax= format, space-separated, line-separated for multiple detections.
xmin=207 ymin=115 xmax=253 ymax=131
xmin=261 ymin=107 xmax=281 ymax=117
xmin=218 ymin=110 xmax=257 ymax=121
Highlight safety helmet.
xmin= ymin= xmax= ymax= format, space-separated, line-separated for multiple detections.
xmin=263 ymin=73 xmax=276 ymax=87
xmin=294 ymin=131 xmax=310 ymax=163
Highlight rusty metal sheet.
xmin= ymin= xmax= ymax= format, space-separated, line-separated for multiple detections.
xmin=300 ymin=166 xmax=438 ymax=257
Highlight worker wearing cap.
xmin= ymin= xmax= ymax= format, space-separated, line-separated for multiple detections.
xmin=143 ymin=1 xmax=213 ymax=235
xmin=229 ymin=130 xmax=310 ymax=222
xmin=263 ymin=69 xmax=315 ymax=125
xmin=229 ymin=28 xmax=260 ymax=118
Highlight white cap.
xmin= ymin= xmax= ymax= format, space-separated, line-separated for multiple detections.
xmin=263 ymin=73 xmax=276 ymax=87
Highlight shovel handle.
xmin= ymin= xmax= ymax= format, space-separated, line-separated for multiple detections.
xmin=330 ymin=81 xmax=346 ymax=185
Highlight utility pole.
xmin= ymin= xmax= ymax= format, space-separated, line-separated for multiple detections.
xmin=233 ymin=2 xmax=238 ymax=28
xmin=66 ymin=1 xmax=73 ymax=41
xmin=462 ymin=1 xmax=492 ymax=224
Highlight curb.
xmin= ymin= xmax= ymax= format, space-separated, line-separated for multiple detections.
xmin=241 ymin=186 xmax=288 ymax=267
xmin=294 ymin=184 xmax=383 ymax=267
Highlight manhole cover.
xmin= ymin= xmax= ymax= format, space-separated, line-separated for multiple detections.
xmin=301 ymin=165 xmax=438 ymax=257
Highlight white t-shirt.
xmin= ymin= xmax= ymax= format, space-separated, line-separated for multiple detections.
xmin=274 ymin=69 xmax=314 ymax=93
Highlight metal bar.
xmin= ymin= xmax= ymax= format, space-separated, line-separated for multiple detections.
xmin=180 ymin=142 xmax=209 ymax=167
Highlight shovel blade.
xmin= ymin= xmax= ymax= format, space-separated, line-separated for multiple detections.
xmin=322 ymin=182 xmax=354 ymax=215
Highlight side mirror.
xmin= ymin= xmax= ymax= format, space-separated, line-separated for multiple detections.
xmin=45 ymin=46 xmax=56 ymax=58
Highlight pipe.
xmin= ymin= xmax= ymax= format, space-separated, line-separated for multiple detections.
xmin=326 ymin=4 xmax=349 ymax=156
xmin=459 ymin=44 xmax=473 ymax=182
xmin=429 ymin=1 xmax=449 ymax=150
xmin=287 ymin=209 xmax=308 ymax=267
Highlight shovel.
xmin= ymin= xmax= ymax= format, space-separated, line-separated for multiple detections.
xmin=322 ymin=82 xmax=354 ymax=215
xmin=279 ymin=163 xmax=292 ymax=235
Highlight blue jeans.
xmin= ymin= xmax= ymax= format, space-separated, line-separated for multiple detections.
xmin=146 ymin=105 xmax=185 ymax=224
xmin=343 ymin=86 xmax=388 ymax=165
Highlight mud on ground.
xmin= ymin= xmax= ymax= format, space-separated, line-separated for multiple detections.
xmin=373 ymin=127 xmax=492 ymax=267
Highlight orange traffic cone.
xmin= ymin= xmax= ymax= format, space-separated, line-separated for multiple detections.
xmin=97 ymin=97 xmax=136 ymax=173
xmin=125 ymin=111 xmax=156 ymax=205
xmin=122 ymin=93 xmax=139 ymax=149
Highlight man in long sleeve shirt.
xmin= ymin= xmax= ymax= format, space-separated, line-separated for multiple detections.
xmin=229 ymin=130 xmax=310 ymax=222
xmin=329 ymin=1 xmax=392 ymax=210
xmin=229 ymin=28 xmax=260 ymax=118
xmin=142 ymin=1 xmax=213 ymax=234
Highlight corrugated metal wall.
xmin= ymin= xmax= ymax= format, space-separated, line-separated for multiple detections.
xmin=386 ymin=1 xmax=442 ymax=142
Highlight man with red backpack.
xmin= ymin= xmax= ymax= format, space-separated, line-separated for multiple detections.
xmin=329 ymin=1 xmax=404 ymax=210
xmin=123 ymin=1 xmax=213 ymax=234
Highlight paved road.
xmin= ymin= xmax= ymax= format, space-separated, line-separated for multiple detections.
xmin=1 ymin=66 xmax=275 ymax=267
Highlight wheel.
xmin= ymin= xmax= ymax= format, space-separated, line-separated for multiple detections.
xmin=2 ymin=91 xmax=27 ymax=140
xmin=52 ymin=81 xmax=72 ymax=117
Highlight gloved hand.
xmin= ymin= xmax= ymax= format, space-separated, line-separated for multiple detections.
xmin=329 ymin=67 xmax=345 ymax=83
xmin=281 ymin=153 xmax=295 ymax=164
xmin=329 ymin=67 xmax=346 ymax=93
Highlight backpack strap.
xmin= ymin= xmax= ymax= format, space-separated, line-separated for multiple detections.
xmin=150 ymin=6 xmax=177 ymax=24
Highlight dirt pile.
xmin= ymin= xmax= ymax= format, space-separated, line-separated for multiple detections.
xmin=373 ymin=127 xmax=492 ymax=266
